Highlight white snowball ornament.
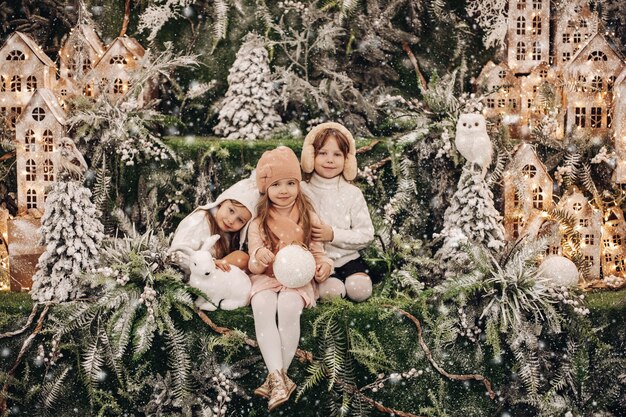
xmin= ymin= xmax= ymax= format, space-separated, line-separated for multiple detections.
xmin=273 ymin=244 xmax=316 ymax=288
xmin=538 ymin=255 xmax=580 ymax=287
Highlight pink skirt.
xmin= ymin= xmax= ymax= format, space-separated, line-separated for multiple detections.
xmin=250 ymin=274 xmax=317 ymax=308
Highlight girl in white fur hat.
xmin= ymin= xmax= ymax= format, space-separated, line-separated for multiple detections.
xmin=169 ymin=176 xmax=260 ymax=276
xmin=301 ymin=122 xmax=377 ymax=302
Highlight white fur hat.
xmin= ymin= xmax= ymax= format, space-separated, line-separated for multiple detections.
xmin=301 ymin=122 xmax=357 ymax=181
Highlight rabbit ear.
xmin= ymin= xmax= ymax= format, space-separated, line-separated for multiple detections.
xmin=201 ymin=235 xmax=221 ymax=251
xmin=169 ymin=245 xmax=194 ymax=257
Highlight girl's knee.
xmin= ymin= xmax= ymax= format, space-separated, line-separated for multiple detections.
xmin=345 ymin=274 xmax=372 ymax=302
xmin=318 ymin=277 xmax=346 ymax=300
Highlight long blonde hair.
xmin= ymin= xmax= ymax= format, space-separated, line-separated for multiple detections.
xmin=206 ymin=199 xmax=246 ymax=258
xmin=256 ymin=186 xmax=316 ymax=251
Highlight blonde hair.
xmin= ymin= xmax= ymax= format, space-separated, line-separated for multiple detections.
xmin=206 ymin=199 xmax=247 ymax=258
xmin=256 ymin=187 xmax=316 ymax=251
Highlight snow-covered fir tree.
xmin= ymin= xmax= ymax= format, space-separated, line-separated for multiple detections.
xmin=31 ymin=144 xmax=105 ymax=302
xmin=435 ymin=165 xmax=505 ymax=276
xmin=213 ymin=33 xmax=282 ymax=140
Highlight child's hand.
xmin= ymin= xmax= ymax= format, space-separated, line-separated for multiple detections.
xmin=256 ymin=247 xmax=275 ymax=265
xmin=312 ymin=223 xmax=334 ymax=242
xmin=215 ymin=259 xmax=231 ymax=272
xmin=315 ymin=263 xmax=332 ymax=282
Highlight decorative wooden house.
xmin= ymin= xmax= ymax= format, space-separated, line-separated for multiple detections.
xmin=562 ymin=33 xmax=624 ymax=138
xmin=557 ymin=186 xmax=602 ymax=281
xmin=612 ymin=67 xmax=626 ymax=183
xmin=0 ymin=207 xmax=8 ymax=291
xmin=600 ymin=206 xmax=626 ymax=280
xmin=519 ymin=62 xmax=564 ymax=138
xmin=503 ymin=143 xmax=554 ymax=240
xmin=476 ymin=61 xmax=521 ymax=120
xmin=57 ymin=23 xmax=106 ymax=99
xmin=0 ymin=32 xmax=56 ymax=130
xmin=88 ymin=36 xmax=146 ymax=99
xmin=506 ymin=0 xmax=550 ymax=75
xmin=14 ymin=88 xmax=66 ymax=214
xmin=553 ymin=2 xmax=599 ymax=67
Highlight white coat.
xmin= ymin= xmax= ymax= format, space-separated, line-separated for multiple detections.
xmin=302 ymin=173 xmax=374 ymax=268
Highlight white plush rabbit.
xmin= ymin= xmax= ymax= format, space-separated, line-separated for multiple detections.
xmin=170 ymin=235 xmax=251 ymax=311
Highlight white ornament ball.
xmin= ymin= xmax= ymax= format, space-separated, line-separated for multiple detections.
xmin=539 ymin=255 xmax=579 ymax=287
xmin=274 ymin=244 xmax=316 ymax=288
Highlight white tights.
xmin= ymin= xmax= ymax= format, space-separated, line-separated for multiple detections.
xmin=318 ymin=274 xmax=373 ymax=302
xmin=251 ymin=290 xmax=304 ymax=372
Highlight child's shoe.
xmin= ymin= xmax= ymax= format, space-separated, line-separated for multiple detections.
xmin=268 ymin=370 xmax=290 ymax=411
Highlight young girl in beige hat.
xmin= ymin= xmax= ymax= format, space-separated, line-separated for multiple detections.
xmin=247 ymin=146 xmax=333 ymax=411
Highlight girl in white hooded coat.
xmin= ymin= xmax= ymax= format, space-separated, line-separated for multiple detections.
xmin=169 ymin=176 xmax=260 ymax=280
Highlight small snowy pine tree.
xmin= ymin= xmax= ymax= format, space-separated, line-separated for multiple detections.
xmin=31 ymin=181 xmax=105 ymax=302
xmin=435 ymin=165 xmax=505 ymax=277
xmin=213 ymin=33 xmax=282 ymax=140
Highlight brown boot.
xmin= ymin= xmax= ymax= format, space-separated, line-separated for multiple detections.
xmin=254 ymin=373 xmax=271 ymax=399
xmin=267 ymin=370 xmax=290 ymax=411
xmin=281 ymin=369 xmax=296 ymax=399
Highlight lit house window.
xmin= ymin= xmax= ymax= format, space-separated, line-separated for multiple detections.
xmin=573 ymin=32 xmax=581 ymax=43
xmin=26 ymin=159 xmax=36 ymax=181
xmin=591 ymin=76 xmax=603 ymax=92
xmin=26 ymin=75 xmax=37 ymax=92
xmin=517 ymin=17 xmax=526 ymax=35
xmin=516 ymin=42 xmax=526 ymax=61
xmin=589 ymin=51 xmax=608 ymax=61
xmin=10 ymin=75 xmax=21 ymax=92
xmin=532 ymin=186 xmax=543 ymax=209
xmin=43 ymin=130 xmax=53 ymax=152
xmin=522 ymin=164 xmax=537 ymax=178
xmin=562 ymin=33 xmax=570 ymax=43
xmin=43 ymin=159 xmax=54 ymax=181
xmin=562 ymin=52 xmax=571 ymax=62
xmin=7 ymin=50 xmax=25 ymax=60
xmin=532 ymin=0 xmax=541 ymax=9
xmin=26 ymin=189 xmax=37 ymax=209
xmin=591 ymin=107 xmax=602 ymax=128
xmin=572 ymin=202 xmax=582 ymax=211
xmin=24 ymin=130 xmax=35 ymax=152
xmin=517 ymin=0 xmax=526 ymax=10
xmin=579 ymin=218 xmax=589 ymax=227
xmin=532 ymin=16 xmax=542 ymax=35
xmin=32 ymin=107 xmax=46 ymax=121
xmin=575 ymin=107 xmax=586 ymax=127
xmin=110 ymin=55 xmax=127 ymax=64
xmin=486 ymin=98 xmax=495 ymax=108
xmin=584 ymin=234 xmax=594 ymax=245
xmin=113 ymin=78 xmax=124 ymax=94
xmin=532 ymin=42 xmax=541 ymax=60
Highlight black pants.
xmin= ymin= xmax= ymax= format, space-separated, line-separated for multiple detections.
xmin=331 ymin=257 xmax=380 ymax=284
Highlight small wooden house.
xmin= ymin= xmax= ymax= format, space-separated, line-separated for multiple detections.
xmin=562 ymin=33 xmax=624 ymax=139
xmin=506 ymin=0 xmax=550 ymax=75
xmin=88 ymin=36 xmax=146 ymax=99
xmin=14 ymin=88 xmax=66 ymax=214
xmin=477 ymin=61 xmax=521 ymax=120
xmin=503 ymin=143 xmax=554 ymax=240
xmin=553 ymin=2 xmax=599 ymax=68
xmin=612 ymin=66 xmax=626 ymax=183
xmin=557 ymin=186 xmax=602 ymax=281
xmin=0 ymin=32 xmax=56 ymax=130
xmin=601 ymin=206 xmax=626 ymax=280
xmin=519 ymin=62 xmax=564 ymax=138
xmin=57 ymin=23 xmax=106 ymax=99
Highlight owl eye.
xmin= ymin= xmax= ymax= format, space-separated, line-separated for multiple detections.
xmin=462 ymin=123 xmax=467 ymax=127
xmin=474 ymin=122 xmax=479 ymax=127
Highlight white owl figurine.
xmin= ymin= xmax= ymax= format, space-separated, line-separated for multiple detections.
xmin=455 ymin=113 xmax=493 ymax=177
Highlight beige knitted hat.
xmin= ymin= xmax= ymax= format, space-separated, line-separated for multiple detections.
xmin=255 ymin=146 xmax=302 ymax=194
xmin=301 ymin=122 xmax=357 ymax=181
